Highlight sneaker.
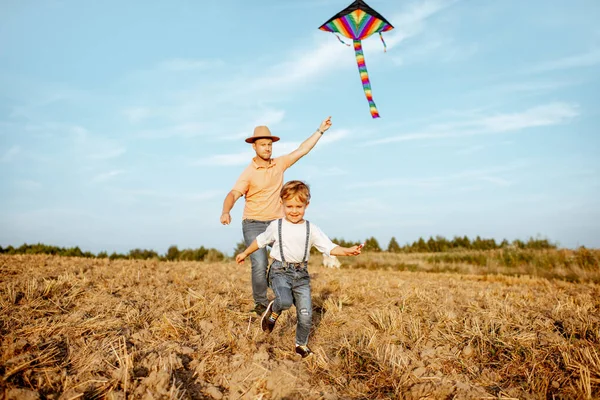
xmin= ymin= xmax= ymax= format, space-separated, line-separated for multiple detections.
xmin=295 ymin=345 xmax=313 ymax=358
xmin=261 ymin=300 xmax=278 ymax=333
xmin=250 ymin=303 xmax=267 ymax=316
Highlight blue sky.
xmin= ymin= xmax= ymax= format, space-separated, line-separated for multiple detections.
xmin=1 ymin=0 xmax=599 ymax=255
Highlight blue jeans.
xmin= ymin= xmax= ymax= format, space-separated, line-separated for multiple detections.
xmin=269 ymin=260 xmax=312 ymax=346
xmin=242 ymin=219 xmax=273 ymax=307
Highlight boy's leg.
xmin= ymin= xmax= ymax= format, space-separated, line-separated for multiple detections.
xmin=292 ymin=271 xmax=312 ymax=347
xmin=242 ymin=219 xmax=271 ymax=312
xmin=270 ymin=268 xmax=294 ymax=314
xmin=262 ymin=265 xmax=293 ymax=333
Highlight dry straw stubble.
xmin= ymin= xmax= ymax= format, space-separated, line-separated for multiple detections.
xmin=1 ymin=253 xmax=599 ymax=399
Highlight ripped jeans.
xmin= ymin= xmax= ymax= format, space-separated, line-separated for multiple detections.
xmin=269 ymin=260 xmax=312 ymax=346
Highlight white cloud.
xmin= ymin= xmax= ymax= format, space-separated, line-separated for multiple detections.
xmin=298 ymin=165 xmax=348 ymax=178
xmin=366 ymin=102 xmax=579 ymax=145
xmin=89 ymin=147 xmax=126 ymax=160
xmin=158 ymin=58 xmax=221 ymax=72
xmin=120 ymin=189 xmax=222 ymax=202
xmin=1 ymin=145 xmax=21 ymax=162
xmin=319 ymin=128 xmax=350 ymax=145
xmin=194 ymin=128 xmax=351 ymax=167
xmin=382 ymin=0 xmax=459 ymax=51
xmin=15 ymin=180 xmax=42 ymax=190
xmin=524 ymin=48 xmax=600 ymax=74
xmin=222 ymin=38 xmax=348 ymax=101
xmin=377 ymin=1 xmax=479 ymax=68
xmin=348 ymin=163 xmax=525 ymax=190
xmin=192 ymin=151 xmax=254 ymax=167
xmin=92 ymin=170 xmax=125 ymax=183
xmin=253 ymin=109 xmax=286 ymax=129
xmin=71 ymin=125 xmax=90 ymax=141
xmin=454 ymin=144 xmax=486 ymax=155
xmin=218 ymin=109 xmax=287 ymax=142
xmin=476 ymin=80 xmax=578 ymax=96
xmin=135 ymin=123 xmax=207 ymax=139
xmin=123 ymin=107 xmax=152 ymax=123
xmin=118 ymin=1 xmax=458 ymax=146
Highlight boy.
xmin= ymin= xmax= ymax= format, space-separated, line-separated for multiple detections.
xmin=236 ymin=180 xmax=362 ymax=358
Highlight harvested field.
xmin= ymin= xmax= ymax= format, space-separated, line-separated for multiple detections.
xmin=1 ymin=254 xmax=599 ymax=399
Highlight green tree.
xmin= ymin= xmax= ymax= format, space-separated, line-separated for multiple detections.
xmin=387 ymin=237 xmax=401 ymax=253
xmin=364 ymin=237 xmax=381 ymax=252
xmin=415 ymin=237 xmax=429 ymax=252
xmin=435 ymin=235 xmax=450 ymax=252
xmin=109 ymin=252 xmax=125 ymax=260
xmin=128 ymin=248 xmax=159 ymax=260
xmin=205 ymin=248 xmax=225 ymax=263
xmin=166 ymin=245 xmax=180 ymax=261
xmin=525 ymin=237 xmax=556 ymax=250
xmin=512 ymin=239 xmax=525 ymax=249
xmin=427 ymin=237 xmax=438 ymax=252
xmin=233 ymin=241 xmax=247 ymax=257
xmin=179 ymin=249 xmax=196 ymax=261
xmin=194 ymin=246 xmax=208 ymax=261
xmin=64 ymin=246 xmax=84 ymax=258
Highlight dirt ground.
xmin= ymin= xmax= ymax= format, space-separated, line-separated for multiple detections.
xmin=1 ymin=254 xmax=599 ymax=399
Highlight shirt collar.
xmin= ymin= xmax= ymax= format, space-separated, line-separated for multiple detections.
xmin=252 ymin=157 xmax=276 ymax=169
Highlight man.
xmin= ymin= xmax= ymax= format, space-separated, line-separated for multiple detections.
xmin=221 ymin=117 xmax=332 ymax=315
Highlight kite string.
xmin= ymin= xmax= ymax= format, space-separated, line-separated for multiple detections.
xmin=379 ymin=32 xmax=387 ymax=53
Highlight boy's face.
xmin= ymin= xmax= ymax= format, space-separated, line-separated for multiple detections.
xmin=252 ymin=139 xmax=273 ymax=161
xmin=282 ymin=196 xmax=309 ymax=224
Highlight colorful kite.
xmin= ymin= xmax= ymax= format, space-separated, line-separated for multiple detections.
xmin=319 ymin=0 xmax=394 ymax=118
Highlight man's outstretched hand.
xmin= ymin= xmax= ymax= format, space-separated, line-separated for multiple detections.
xmin=319 ymin=116 xmax=332 ymax=133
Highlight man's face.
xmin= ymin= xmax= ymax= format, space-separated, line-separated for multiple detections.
xmin=252 ymin=138 xmax=273 ymax=161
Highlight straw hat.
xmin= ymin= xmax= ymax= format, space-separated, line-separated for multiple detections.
xmin=245 ymin=126 xmax=280 ymax=143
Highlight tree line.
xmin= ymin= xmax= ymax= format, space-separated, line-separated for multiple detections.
xmin=322 ymin=235 xmax=557 ymax=253
xmin=0 ymin=235 xmax=558 ymax=261
xmin=0 ymin=243 xmax=225 ymax=262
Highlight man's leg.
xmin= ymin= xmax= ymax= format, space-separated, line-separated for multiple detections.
xmin=242 ymin=219 xmax=271 ymax=312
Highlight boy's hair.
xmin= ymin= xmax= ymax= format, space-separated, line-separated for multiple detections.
xmin=280 ymin=180 xmax=311 ymax=204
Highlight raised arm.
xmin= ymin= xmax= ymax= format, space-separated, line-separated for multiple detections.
xmin=287 ymin=116 xmax=332 ymax=167
xmin=220 ymin=190 xmax=243 ymax=225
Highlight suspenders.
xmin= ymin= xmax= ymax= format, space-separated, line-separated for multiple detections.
xmin=278 ymin=218 xmax=310 ymax=268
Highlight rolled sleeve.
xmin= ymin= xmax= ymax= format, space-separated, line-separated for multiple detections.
xmin=232 ymin=168 xmax=251 ymax=195
xmin=256 ymin=221 xmax=277 ymax=249
xmin=276 ymin=154 xmax=293 ymax=171
xmin=310 ymin=225 xmax=337 ymax=256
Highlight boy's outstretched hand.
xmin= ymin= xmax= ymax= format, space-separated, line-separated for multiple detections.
xmin=345 ymin=245 xmax=363 ymax=256
xmin=331 ymin=244 xmax=362 ymax=257
xmin=235 ymin=253 xmax=247 ymax=265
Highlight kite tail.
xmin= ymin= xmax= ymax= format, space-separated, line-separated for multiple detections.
xmin=379 ymin=32 xmax=387 ymax=52
xmin=334 ymin=33 xmax=351 ymax=46
xmin=353 ymin=39 xmax=380 ymax=118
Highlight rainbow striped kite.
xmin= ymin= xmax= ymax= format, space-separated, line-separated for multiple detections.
xmin=319 ymin=0 xmax=394 ymax=118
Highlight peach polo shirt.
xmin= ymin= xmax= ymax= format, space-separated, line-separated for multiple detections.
xmin=232 ymin=155 xmax=293 ymax=221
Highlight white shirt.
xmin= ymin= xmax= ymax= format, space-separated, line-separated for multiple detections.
xmin=256 ymin=219 xmax=337 ymax=262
